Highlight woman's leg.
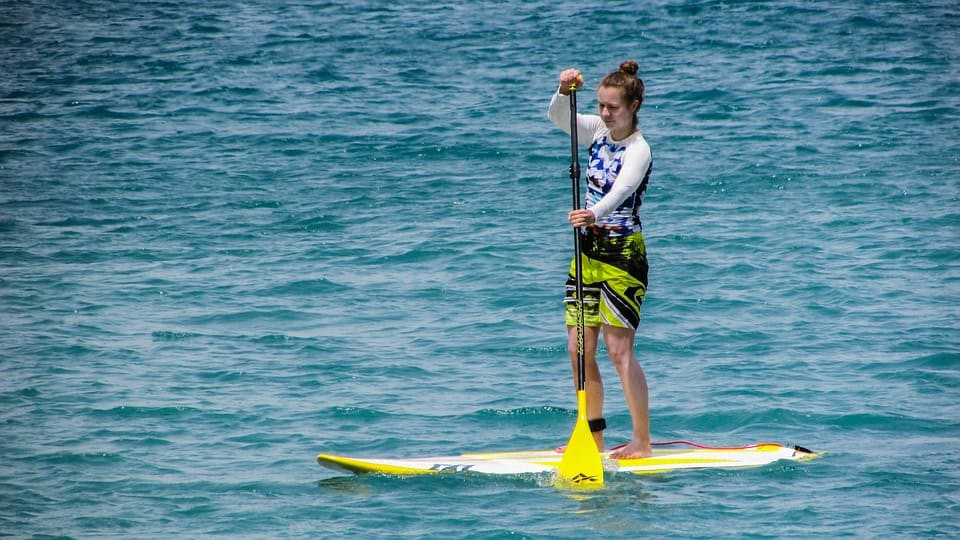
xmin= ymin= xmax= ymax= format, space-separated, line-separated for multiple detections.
xmin=602 ymin=324 xmax=651 ymax=459
xmin=567 ymin=324 xmax=604 ymax=450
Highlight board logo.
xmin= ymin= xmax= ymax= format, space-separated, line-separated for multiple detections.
xmin=429 ymin=464 xmax=474 ymax=473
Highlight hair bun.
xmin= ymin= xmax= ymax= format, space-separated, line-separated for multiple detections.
xmin=619 ymin=60 xmax=639 ymax=76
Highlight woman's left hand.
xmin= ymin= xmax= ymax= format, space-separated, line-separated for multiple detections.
xmin=568 ymin=209 xmax=596 ymax=227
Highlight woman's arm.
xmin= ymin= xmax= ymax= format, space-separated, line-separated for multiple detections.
xmin=547 ymin=91 xmax=604 ymax=149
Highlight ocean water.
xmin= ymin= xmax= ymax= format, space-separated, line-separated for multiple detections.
xmin=1 ymin=0 xmax=958 ymax=537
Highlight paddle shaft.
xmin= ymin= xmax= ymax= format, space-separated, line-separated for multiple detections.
xmin=556 ymin=86 xmax=604 ymax=489
xmin=568 ymin=88 xmax=586 ymax=394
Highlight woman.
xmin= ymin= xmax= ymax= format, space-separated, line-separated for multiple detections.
xmin=547 ymin=60 xmax=653 ymax=459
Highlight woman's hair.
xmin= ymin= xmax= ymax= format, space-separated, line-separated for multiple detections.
xmin=600 ymin=60 xmax=645 ymax=113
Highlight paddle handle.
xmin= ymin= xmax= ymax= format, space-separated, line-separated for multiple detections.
xmin=568 ymin=88 xmax=586 ymax=393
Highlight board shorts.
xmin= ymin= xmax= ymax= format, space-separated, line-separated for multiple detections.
xmin=565 ymin=231 xmax=648 ymax=330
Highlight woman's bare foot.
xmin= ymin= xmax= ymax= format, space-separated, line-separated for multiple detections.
xmin=609 ymin=440 xmax=652 ymax=459
xmin=554 ymin=428 xmax=605 ymax=454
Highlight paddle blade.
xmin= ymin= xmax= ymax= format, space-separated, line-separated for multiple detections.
xmin=556 ymin=390 xmax=604 ymax=488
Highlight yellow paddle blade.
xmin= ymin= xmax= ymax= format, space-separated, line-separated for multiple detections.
xmin=556 ymin=390 xmax=604 ymax=489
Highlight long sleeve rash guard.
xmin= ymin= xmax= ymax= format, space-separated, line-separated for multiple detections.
xmin=548 ymin=90 xmax=652 ymax=236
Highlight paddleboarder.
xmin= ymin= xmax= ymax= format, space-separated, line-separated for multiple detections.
xmin=548 ymin=60 xmax=653 ymax=460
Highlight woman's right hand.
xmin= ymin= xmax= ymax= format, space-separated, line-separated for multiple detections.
xmin=558 ymin=69 xmax=583 ymax=95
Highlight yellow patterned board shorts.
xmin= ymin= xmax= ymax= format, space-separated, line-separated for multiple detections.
xmin=565 ymin=231 xmax=648 ymax=330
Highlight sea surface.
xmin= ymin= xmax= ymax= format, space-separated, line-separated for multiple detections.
xmin=2 ymin=0 xmax=958 ymax=538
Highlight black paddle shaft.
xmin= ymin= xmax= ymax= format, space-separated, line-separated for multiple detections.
xmin=568 ymin=89 xmax=586 ymax=393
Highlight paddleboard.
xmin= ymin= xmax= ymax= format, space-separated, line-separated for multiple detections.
xmin=317 ymin=441 xmax=816 ymax=477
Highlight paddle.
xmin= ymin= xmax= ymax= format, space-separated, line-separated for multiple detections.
xmin=556 ymin=85 xmax=604 ymax=488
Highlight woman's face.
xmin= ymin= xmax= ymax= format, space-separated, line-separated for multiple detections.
xmin=597 ymin=86 xmax=639 ymax=138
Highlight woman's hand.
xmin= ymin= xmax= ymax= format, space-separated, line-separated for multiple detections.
xmin=568 ymin=209 xmax=596 ymax=227
xmin=558 ymin=68 xmax=584 ymax=95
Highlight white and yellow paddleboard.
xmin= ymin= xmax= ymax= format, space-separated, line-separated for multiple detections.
xmin=317 ymin=441 xmax=816 ymax=477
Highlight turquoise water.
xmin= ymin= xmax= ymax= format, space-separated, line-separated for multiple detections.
xmin=2 ymin=0 xmax=958 ymax=537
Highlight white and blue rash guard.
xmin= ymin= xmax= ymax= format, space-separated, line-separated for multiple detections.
xmin=548 ymin=90 xmax=652 ymax=237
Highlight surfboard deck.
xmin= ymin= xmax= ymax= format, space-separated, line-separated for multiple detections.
xmin=317 ymin=441 xmax=816 ymax=477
